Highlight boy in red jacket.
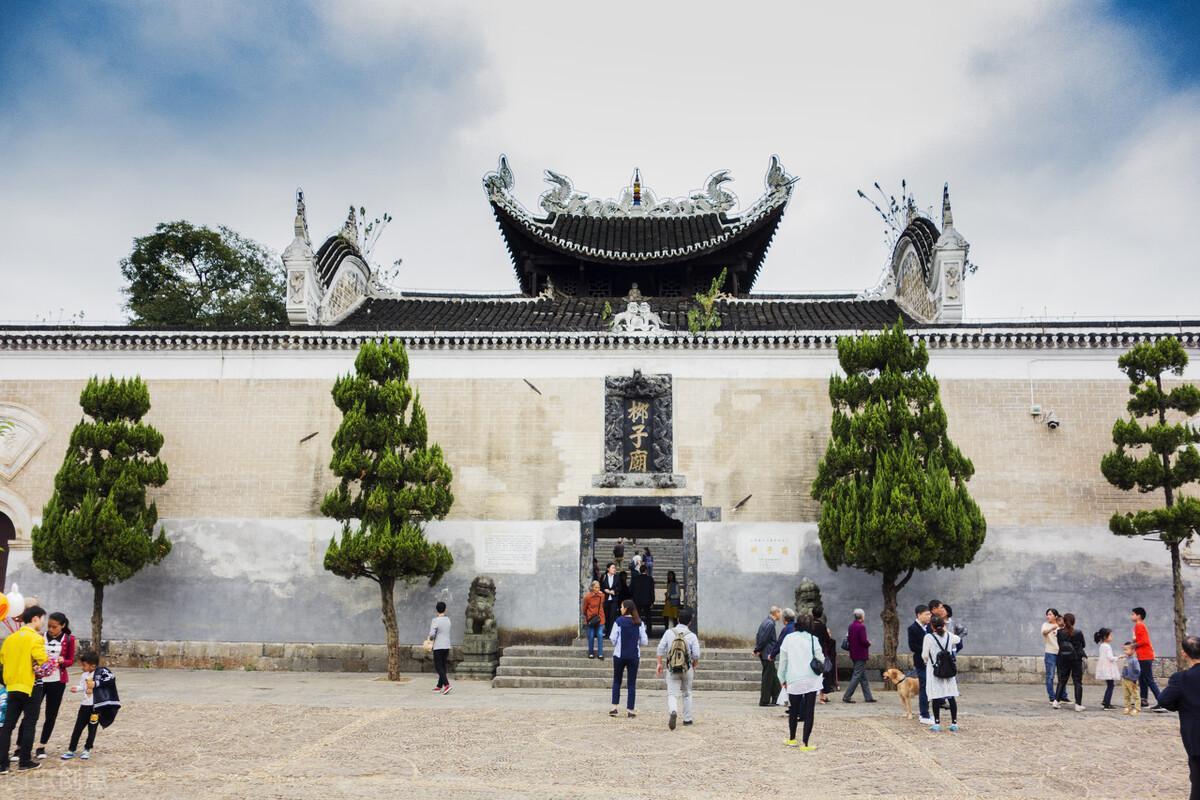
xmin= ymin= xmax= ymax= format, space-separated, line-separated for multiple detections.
xmin=1132 ymin=607 xmax=1166 ymax=711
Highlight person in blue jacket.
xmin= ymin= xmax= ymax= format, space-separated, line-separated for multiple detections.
xmin=609 ymin=600 xmax=648 ymax=718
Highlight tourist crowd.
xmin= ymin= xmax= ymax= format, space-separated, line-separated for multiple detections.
xmin=0 ymin=605 xmax=120 ymax=776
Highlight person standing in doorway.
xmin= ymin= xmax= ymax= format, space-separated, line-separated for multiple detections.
xmin=1132 ymin=607 xmax=1165 ymax=711
xmin=582 ymin=580 xmax=606 ymax=659
xmin=662 ymin=570 xmax=680 ymax=630
xmin=842 ymin=608 xmax=875 ymax=704
xmin=609 ymin=599 xmax=648 ymax=717
xmin=908 ymin=605 xmax=933 ymax=724
xmin=755 ymin=606 xmax=783 ymax=707
xmin=656 ymin=607 xmax=700 ymax=730
xmin=777 ymin=612 xmax=823 ymax=751
xmin=630 ymin=564 xmax=655 ymax=637
xmin=1157 ymin=635 xmax=1200 ymax=800
xmin=642 ymin=548 xmax=654 ymax=577
xmin=36 ymin=611 xmax=76 ymax=759
xmin=1041 ymin=608 xmax=1062 ymax=704
xmin=612 ymin=538 xmax=625 ymax=570
xmin=428 ymin=601 xmax=452 ymax=695
xmin=1053 ymin=612 xmax=1086 ymax=711
xmin=600 ymin=563 xmax=624 ymax=638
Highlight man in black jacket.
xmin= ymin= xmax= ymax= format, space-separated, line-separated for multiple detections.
xmin=599 ymin=563 xmax=625 ymax=639
xmin=1159 ymin=635 xmax=1200 ymax=800
xmin=907 ymin=604 xmax=933 ymax=723
xmin=630 ymin=566 xmax=656 ymax=636
xmin=754 ymin=607 xmax=782 ymax=707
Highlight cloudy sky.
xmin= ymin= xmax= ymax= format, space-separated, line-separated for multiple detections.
xmin=1 ymin=0 xmax=1197 ymax=323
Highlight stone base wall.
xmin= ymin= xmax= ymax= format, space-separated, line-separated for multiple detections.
xmin=98 ymin=639 xmax=480 ymax=677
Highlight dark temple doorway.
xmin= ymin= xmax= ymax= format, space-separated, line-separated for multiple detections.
xmin=559 ymin=496 xmax=719 ymax=635
xmin=0 ymin=512 xmax=15 ymax=588
xmin=594 ymin=504 xmax=683 ymax=637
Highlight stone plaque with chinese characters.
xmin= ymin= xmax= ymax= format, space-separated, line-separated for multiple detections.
xmin=622 ymin=397 xmax=653 ymax=472
xmin=593 ymin=371 xmax=684 ymax=488
xmin=476 ymin=529 xmax=538 ymax=574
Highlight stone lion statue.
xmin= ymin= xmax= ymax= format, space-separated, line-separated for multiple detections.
xmin=795 ymin=578 xmax=826 ymax=625
xmin=465 ymin=575 xmax=497 ymax=635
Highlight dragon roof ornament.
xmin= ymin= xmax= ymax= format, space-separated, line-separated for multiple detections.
xmin=483 ymin=154 xmax=796 ymax=221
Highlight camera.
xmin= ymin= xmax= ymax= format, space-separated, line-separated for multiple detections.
xmin=1045 ymin=411 xmax=1060 ymax=430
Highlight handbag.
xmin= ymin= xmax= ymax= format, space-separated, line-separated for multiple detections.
xmin=840 ymin=635 xmax=850 ymax=652
xmin=587 ymin=615 xmax=601 ymax=627
xmin=809 ymin=634 xmax=825 ymax=676
xmin=422 ymin=637 xmax=434 ymax=652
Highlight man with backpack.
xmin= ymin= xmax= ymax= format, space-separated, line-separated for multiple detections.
xmin=656 ymin=608 xmax=701 ymax=730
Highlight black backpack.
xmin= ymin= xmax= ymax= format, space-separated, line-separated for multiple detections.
xmin=932 ymin=634 xmax=957 ymax=679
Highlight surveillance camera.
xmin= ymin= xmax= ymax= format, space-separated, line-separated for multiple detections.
xmin=1045 ymin=411 xmax=1060 ymax=430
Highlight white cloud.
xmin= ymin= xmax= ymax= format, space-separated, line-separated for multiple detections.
xmin=0 ymin=0 xmax=1196 ymax=321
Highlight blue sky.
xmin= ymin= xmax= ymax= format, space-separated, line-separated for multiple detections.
xmin=0 ymin=1 xmax=1198 ymax=322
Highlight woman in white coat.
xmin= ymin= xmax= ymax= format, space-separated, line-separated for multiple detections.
xmin=922 ymin=614 xmax=962 ymax=731
xmin=776 ymin=613 xmax=825 ymax=750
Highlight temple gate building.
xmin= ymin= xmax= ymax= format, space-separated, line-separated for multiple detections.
xmin=1 ymin=155 xmax=1197 ymax=665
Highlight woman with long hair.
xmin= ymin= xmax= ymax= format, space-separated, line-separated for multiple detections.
xmin=609 ymin=599 xmax=648 ymax=718
xmin=36 ymin=611 xmax=76 ymax=759
xmin=1054 ymin=612 xmax=1086 ymax=711
xmin=921 ymin=614 xmax=962 ymax=731
xmin=662 ymin=570 xmax=680 ymax=629
xmin=776 ymin=613 xmax=823 ymax=750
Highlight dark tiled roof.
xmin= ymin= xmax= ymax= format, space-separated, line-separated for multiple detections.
xmin=335 ymin=295 xmax=910 ymax=332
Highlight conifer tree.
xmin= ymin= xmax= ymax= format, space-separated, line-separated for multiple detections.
xmin=322 ymin=338 xmax=454 ymax=681
xmin=811 ymin=320 xmax=986 ymax=668
xmin=1101 ymin=337 xmax=1200 ymax=669
xmin=32 ymin=377 xmax=170 ymax=647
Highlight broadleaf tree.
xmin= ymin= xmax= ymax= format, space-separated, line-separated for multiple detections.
xmin=1100 ymin=336 xmax=1200 ymax=669
xmin=321 ymin=338 xmax=454 ymax=680
xmin=32 ymin=377 xmax=171 ymax=646
xmin=121 ymin=221 xmax=287 ymax=328
xmin=811 ymin=320 xmax=986 ymax=668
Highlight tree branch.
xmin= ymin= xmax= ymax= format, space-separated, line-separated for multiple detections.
xmin=895 ymin=567 xmax=915 ymax=592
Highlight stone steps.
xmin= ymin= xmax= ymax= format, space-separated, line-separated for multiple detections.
xmin=492 ymin=645 xmax=760 ymax=691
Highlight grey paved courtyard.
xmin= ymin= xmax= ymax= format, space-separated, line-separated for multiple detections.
xmin=5 ymin=669 xmax=1190 ymax=799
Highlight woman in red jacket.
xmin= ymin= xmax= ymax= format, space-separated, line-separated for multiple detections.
xmin=582 ymin=581 xmax=606 ymax=660
xmin=37 ymin=611 xmax=77 ymax=759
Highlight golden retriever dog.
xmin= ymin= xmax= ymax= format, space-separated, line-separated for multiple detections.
xmin=883 ymin=668 xmax=920 ymax=719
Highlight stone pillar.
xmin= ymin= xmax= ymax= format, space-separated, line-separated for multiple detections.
xmin=933 ymin=184 xmax=969 ymax=324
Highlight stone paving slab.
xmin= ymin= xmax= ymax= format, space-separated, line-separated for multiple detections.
xmin=9 ymin=669 xmax=1189 ymax=799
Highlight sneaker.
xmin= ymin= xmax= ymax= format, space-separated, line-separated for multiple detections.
xmin=1051 ymin=701 xmax=1060 ymax=710
xmin=682 ymin=720 xmax=693 ymax=726
xmin=949 ymin=723 xmax=959 ymax=732
xmin=1074 ymin=704 xmax=1085 ymax=712
xmin=35 ymin=748 xmax=45 ymax=761
xmin=1122 ymin=708 xmax=1132 ymax=716
xmin=609 ymin=708 xmax=619 ymax=717
xmin=627 ymin=710 xmax=636 ymax=718
xmin=1141 ymin=699 xmax=1150 ymax=707
xmin=1151 ymin=705 xmax=1170 ymax=713
xmin=864 ymin=698 xmax=877 ymax=703
xmin=1132 ymin=708 xmax=1141 ymax=716
xmin=17 ymin=761 xmax=41 ymax=772
xmin=80 ymin=751 xmax=90 ymax=761
xmin=918 ymin=717 xmax=934 ymax=725
xmin=588 ymin=654 xmax=595 ymax=659
xmin=784 ymin=739 xmax=799 ymax=748
xmin=668 ymin=711 xmax=677 ymax=731
xmin=441 ymin=685 xmax=452 ymax=695
xmin=799 ymin=744 xmax=817 ymax=752
xmin=929 ymin=724 xmax=942 ymax=732
xmin=61 ymin=752 xmax=76 ymax=760
xmin=432 ymin=686 xmax=443 ymax=693
xmin=841 ymin=698 xmax=856 ymax=704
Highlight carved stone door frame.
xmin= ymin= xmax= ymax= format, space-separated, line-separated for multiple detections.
xmin=559 ymin=495 xmax=720 ymax=633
